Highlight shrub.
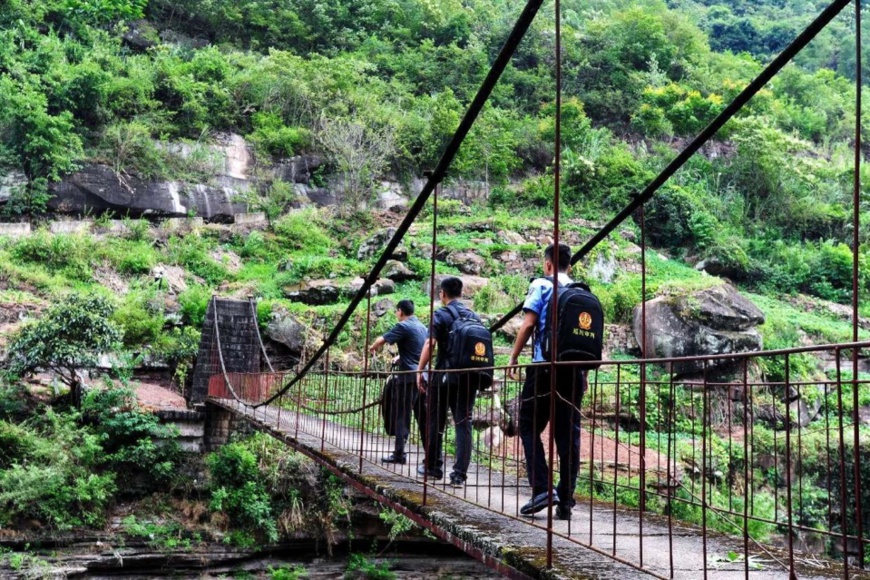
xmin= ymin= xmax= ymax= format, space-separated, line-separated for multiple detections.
xmin=207 ymin=442 xmax=278 ymax=543
xmin=273 ymin=209 xmax=331 ymax=253
xmin=0 ymin=409 xmax=115 ymax=529
xmin=177 ymin=284 xmax=211 ymax=326
xmin=249 ymin=112 xmax=311 ymax=158
xmin=81 ymin=386 xmax=181 ymax=489
xmin=111 ymin=289 xmax=164 ymax=346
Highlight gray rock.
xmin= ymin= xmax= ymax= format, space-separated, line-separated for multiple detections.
xmin=266 ymin=314 xmax=312 ymax=355
xmin=375 ymin=182 xmax=409 ymax=210
xmin=273 ymin=155 xmax=324 ymax=184
xmin=632 ymin=283 xmax=765 ymax=377
xmin=122 ymin=20 xmax=158 ymax=51
xmin=589 ymin=252 xmax=618 ymax=284
xmin=283 ymin=279 xmax=341 ymax=305
xmin=494 ymin=317 xmax=523 ymax=341
xmin=498 ymin=230 xmax=526 ymax=245
xmin=48 ymin=164 xmax=247 ymax=220
xmin=374 ymin=298 xmax=395 ymax=318
xmin=383 ymin=260 xmax=418 ymax=282
xmin=293 ymin=184 xmax=338 ymax=207
xmin=446 ymin=251 xmax=487 ymax=275
xmin=347 ymin=277 xmax=396 ymax=297
xmin=358 ymin=228 xmax=397 ymax=261
xmin=0 ymin=169 xmax=26 ymax=204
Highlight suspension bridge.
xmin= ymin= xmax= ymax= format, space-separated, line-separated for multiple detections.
xmin=189 ymin=0 xmax=870 ymax=577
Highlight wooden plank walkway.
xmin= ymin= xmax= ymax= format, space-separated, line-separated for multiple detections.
xmin=210 ymin=398 xmax=860 ymax=580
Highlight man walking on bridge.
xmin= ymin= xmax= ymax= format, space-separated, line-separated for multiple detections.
xmin=415 ymin=277 xmax=482 ymax=488
xmin=508 ymin=243 xmax=587 ymax=520
xmin=369 ymin=299 xmax=428 ymax=465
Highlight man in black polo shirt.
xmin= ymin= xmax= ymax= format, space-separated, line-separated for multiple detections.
xmin=368 ymin=299 xmax=428 ymax=464
xmin=415 ymin=277 xmax=481 ymax=487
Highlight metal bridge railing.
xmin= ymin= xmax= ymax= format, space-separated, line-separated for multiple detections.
xmin=208 ymin=341 xmax=870 ymax=579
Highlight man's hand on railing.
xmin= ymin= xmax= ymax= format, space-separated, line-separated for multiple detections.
xmin=507 ymin=356 xmax=521 ymax=381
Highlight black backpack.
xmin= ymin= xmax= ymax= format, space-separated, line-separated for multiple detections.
xmin=444 ymin=302 xmax=494 ymax=388
xmin=539 ymin=278 xmax=604 ymax=368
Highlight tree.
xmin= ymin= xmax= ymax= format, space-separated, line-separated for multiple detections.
xmin=317 ymin=115 xmax=395 ymax=215
xmin=7 ymin=294 xmax=122 ymax=407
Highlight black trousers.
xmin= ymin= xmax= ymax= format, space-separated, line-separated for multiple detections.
xmin=519 ymin=365 xmax=586 ymax=504
xmin=389 ymin=374 xmax=425 ymax=457
xmin=423 ymin=373 xmax=477 ymax=480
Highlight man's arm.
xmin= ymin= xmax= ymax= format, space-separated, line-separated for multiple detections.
xmin=368 ymin=335 xmax=388 ymax=354
xmin=415 ymin=337 xmax=436 ymax=392
xmin=508 ymin=311 xmax=538 ymax=372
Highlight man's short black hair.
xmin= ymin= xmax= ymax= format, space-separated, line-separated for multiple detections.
xmin=440 ymin=276 xmax=463 ymax=299
xmin=545 ymin=243 xmax=572 ymax=272
xmin=396 ymin=299 xmax=414 ymax=316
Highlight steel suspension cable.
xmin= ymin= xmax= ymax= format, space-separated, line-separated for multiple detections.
xmin=489 ymin=0 xmax=855 ymax=333
xmin=256 ymin=0 xmax=549 ymax=408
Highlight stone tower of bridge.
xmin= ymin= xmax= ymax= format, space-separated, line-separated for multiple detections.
xmin=190 ymin=298 xmax=261 ymax=405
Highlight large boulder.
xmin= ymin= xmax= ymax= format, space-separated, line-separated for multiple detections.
xmin=266 ymin=312 xmax=319 ymax=357
xmin=383 ymin=260 xmax=418 ymax=282
xmin=283 ymin=279 xmax=341 ymax=305
xmin=358 ymin=228 xmax=397 ymax=261
xmin=632 ymin=283 xmax=765 ymax=376
xmin=446 ymin=251 xmax=487 ymax=276
xmin=49 ymin=164 xmax=247 ymax=220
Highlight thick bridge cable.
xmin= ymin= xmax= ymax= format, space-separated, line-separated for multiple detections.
xmin=489 ymin=0 xmax=854 ymax=333
xmin=256 ymin=0 xmax=548 ymax=408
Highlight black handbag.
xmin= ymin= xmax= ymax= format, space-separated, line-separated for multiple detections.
xmin=381 ymin=371 xmax=398 ymax=436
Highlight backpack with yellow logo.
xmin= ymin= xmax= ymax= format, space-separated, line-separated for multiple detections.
xmin=539 ymin=278 xmax=603 ymax=368
xmin=444 ymin=302 xmax=494 ymax=388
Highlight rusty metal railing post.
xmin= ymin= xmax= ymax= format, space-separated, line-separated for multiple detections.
xmin=320 ymin=347 xmax=331 ymax=454
xmin=784 ymin=354 xmax=796 ymax=580
xmin=546 ymin=0 xmax=563 ymax=558
xmin=359 ymin=293 xmax=373 ymax=472
xmin=422 ymin=172 xmax=439 ymax=507
xmin=639 ymin=199 xmax=647 ymax=566
xmin=701 ymin=359 xmax=709 ymax=580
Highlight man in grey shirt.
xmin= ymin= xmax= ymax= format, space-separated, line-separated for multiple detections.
xmin=369 ymin=299 xmax=428 ymax=464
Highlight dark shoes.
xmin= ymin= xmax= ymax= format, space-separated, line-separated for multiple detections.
xmin=520 ymin=491 xmax=560 ymax=516
xmin=416 ymin=465 xmax=444 ymax=480
xmin=448 ymin=474 xmax=465 ymax=488
xmin=381 ymin=453 xmax=406 ymax=464
xmin=556 ymin=504 xmax=572 ymax=520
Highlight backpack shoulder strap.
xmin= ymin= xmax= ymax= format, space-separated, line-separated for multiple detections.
xmin=444 ymin=301 xmax=461 ymax=323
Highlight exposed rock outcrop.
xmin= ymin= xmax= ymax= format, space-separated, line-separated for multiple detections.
xmin=632 ymin=283 xmax=765 ymax=377
xmin=358 ymin=228 xmax=397 ymax=261
xmin=48 ymin=164 xmax=248 ymax=220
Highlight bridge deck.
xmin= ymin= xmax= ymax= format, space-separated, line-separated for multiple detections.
xmin=209 ymin=398 xmax=854 ymax=580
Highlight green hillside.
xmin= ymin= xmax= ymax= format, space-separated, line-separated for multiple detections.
xmin=0 ymin=0 xmax=869 ymax=566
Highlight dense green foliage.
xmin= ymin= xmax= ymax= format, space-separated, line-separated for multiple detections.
xmin=2 ymin=0 xmax=865 ymax=303
xmin=0 ymin=386 xmax=179 ymax=529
